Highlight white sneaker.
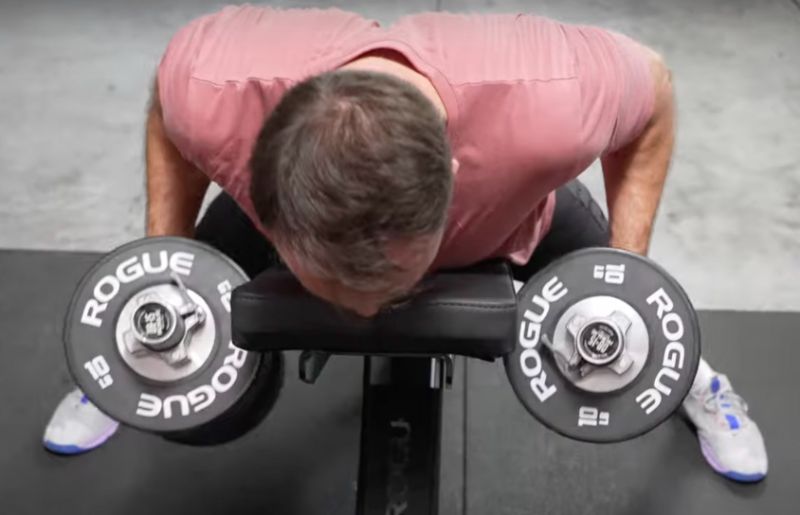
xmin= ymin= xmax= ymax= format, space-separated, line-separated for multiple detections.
xmin=682 ymin=374 xmax=767 ymax=482
xmin=43 ymin=388 xmax=120 ymax=455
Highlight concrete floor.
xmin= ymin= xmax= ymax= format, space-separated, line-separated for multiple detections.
xmin=0 ymin=0 xmax=798 ymax=310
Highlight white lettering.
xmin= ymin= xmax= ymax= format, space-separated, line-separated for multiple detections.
xmin=170 ymin=252 xmax=194 ymax=276
xmin=117 ymin=256 xmax=144 ymax=283
xmin=637 ymin=288 xmax=688 ymax=415
xmin=83 ymin=355 xmax=113 ymax=389
xmin=218 ymin=280 xmax=234 ymax=313
xmin=635 ymin=389 xmax=661 ymax=415
xmin=525 ymin=297 xmax=549 ymax=324
xmin=163 ymin=395 xmax=190 ymax=419
xmin=662 ymin=312 xmax=684 ymax=341
xmin=94 ymin=276 xmax=119 ymax=304
xmin=516 ymin=276 xmax=566 ymax=404
xmin=663 ymin=342 xmax=685 ymax=369
xmin=646 ymin=288 xmax=673 ymax=319
xmin=80 ymin=299 xmax=106 ymax=328
xmin=530 ymin=374 xmax=557 ymax=402
xmin=142 ymin=251 xmax=168 ymax=274
xmin=79 ymin=250 xmax=197 ymax=328
xmin=187 ymin=385 xmax=215 ymax=413
xmin=520 ymin=348 xmax=543 ymax=377
xmin=223 ymin=343 xmax=248 ymax=368
xmin=542 ymin=276 xmax=568 ymax=303
xmin=211 ymin=365 xmax=237 ymax=393
xmin=654 ymin=367 xmax=680 ymax=396
xmin=519 ymin=319 xmax=542 ymax=349
xmin=134 ymin=341 xmax=250 ymax=420
xmin=578 ymin=406 xmax=610 ymax=427
xmin=136 ymin=393 xmax=161 ymax=417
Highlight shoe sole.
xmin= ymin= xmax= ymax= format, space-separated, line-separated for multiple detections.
xmin=700 ymin=436 xmax=766 ymax=483
xmin=43 ymin=422 xmax=120 ymax=456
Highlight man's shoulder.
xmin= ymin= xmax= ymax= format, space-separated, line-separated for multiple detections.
xmin=170 ymin=5 xmax=377 ymax=85
xmin=392 ymin=12 xmax=578 ymax=85
xmin=156 ymin=5 xmax=379 ymax=171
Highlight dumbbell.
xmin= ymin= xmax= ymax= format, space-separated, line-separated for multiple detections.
xmin=63 ymin=237 xmax=282 ymax=445
xmin=505 ymin=248 xmax=701 ymax=442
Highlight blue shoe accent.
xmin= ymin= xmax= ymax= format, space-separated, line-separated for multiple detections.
xmin=80 ymin=395 xmax=90 ymax=405
xmin=725 ymin=414 xmax=740 ymax=430
xmin=710 ymin=376 xmax=720 ymax=393
xmin=43 ymin=441 xmax=90 ymax=455
xmin=722 ymin=470 xmax=766 ymax=483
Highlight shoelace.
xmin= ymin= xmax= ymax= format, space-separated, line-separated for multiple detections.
xmin=704 ymin=389 xmax=749 ymax=415
xmin=70 ymin=392 xmax=90 ymax=411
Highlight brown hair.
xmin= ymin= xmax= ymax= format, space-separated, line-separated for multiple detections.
xmin=249 ymin=70 xmax=453 ymax=290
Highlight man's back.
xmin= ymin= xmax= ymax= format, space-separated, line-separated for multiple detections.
xmin=158 ymin=5 xmax=654 ymax=269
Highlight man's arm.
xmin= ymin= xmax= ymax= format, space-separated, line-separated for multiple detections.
xmin=145 ymin=80 xmax=210 ymax=237
xmin=601 ymin=48 xmax=675 ymax=255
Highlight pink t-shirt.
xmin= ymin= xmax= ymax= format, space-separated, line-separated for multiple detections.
xmin=158 ymin=6 xmax=654 ymax=270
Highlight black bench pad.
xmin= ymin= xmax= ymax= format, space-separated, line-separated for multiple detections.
xmin=231 ymin=261 xmax=517 ymax=360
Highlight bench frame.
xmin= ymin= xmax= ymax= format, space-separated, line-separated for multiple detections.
xmin=301 ymin=352 xmax=453 ymax=515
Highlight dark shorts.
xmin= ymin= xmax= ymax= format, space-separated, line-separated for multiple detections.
xmin=194 ymin=179 xmax=609 ymax=281
xmin=510 ymin=179 xmax=609 ymax=283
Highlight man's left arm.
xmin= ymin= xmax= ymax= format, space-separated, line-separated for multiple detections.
xmin=601 ymin=49 xmax=675 ymax=255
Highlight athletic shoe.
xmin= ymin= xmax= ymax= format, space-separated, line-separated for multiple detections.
xmin=682 ymin=375 xmax=768 ymax=482
xmin=43 ymin=388 xmax=119 ymax=455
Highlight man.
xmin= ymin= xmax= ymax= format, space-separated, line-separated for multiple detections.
xmin=44 ymin=5 xmax=767 ymax=482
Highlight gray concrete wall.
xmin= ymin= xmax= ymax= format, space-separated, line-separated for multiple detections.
xmin=1 ymin=0 xmax=798 ymax=310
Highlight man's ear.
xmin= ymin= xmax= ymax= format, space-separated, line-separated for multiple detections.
xmin=451 ymin=158 xmax=460 ymax=176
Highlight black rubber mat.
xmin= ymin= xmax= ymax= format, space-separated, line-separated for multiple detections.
xmin=464 ymin=311 xmax=798 ymax=514
xmin=0 ymin=250 xmax=364 ymax=515
xmin=0 ymin=250 xmax=796 ymax=514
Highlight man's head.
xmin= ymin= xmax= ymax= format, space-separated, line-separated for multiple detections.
xmin=249 ymin=70 xmax=454 ymax=317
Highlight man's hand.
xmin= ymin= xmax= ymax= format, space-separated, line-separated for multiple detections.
xmin=601 ymin=47 xmax=675 ymax=255
xmin=145 ymin=79 xmax=210 ymax=238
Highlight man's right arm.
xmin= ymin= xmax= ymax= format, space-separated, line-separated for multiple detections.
xmin=145 ymin=80 xmax=210 ymax=238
